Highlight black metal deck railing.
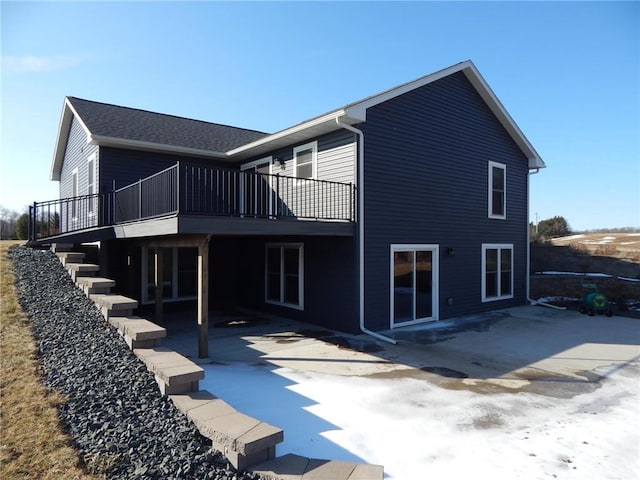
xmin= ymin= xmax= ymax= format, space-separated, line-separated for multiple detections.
xmin=29 ymin=163 xmax=355 ymax=241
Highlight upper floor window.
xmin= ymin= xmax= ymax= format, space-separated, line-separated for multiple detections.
xmin=71 ymin=168 xmax=79 ymax=220
xmin=87 ymin=154 xmax=96 ymax=215
xmin=488 ymin=161 xmax=506 ymax=219
xmin=293 ymin=141 xmax=317 ymax=180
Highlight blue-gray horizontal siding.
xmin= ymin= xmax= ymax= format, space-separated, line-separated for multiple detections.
xmin=98 ymin=147 xmax=230 ymax=192
xmin=241 ymin=130 xmax=356 ymax=220
xmin=60 ymin=116 xmax=98 ymax=198
xmin=210 ymin=236 xmax=358 ymax=332
xmin=360 ymin=71 xmax=530 ymax=331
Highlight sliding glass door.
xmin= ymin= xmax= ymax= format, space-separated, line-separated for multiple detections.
xmin=391 ymin=245 xmax=439 ymax=328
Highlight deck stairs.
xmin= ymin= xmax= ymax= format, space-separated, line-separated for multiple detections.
xmin=50 ymin=243 xmax=383 ymax=479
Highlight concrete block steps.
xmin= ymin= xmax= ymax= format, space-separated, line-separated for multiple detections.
xmin=66 ymin=262 xmax=99 ymax=281
xmin=51 ymin=243 xmax=74 ymax=252
xmin=76 ymin=276 xmax=116 ymax=295
xmin=91 ymin=294 xmax=138 ymax=320
xmin=251 ymin=454 xmax=384 ymax=480
xmin=170 ymin=390 xmax=283 ymax=471
xmin=56 ymin=251 xmax=86 ymax=266
xmin=109 ymin=316 xmax=167 ymax=349
xmin=134 ymin=347 xmax=204 ymax=396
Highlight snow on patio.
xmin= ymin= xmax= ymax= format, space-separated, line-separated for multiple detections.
xmin=174 ymin=308 xmax=640 ymax=480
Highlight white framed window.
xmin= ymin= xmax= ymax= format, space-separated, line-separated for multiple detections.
xmin=71 ymin=168 xmax=79 ymax=220
xmin=265 ymin=243 xmax=304 ymax=310
xmin=488 ymin=161 xmax=506 ymax=219
xmin=293 ymin=141 xmax=317 ymax=180
xmin=87 ymin=153 xmax=96 ymax=215
xmin=141 ymin=247 xmax=198 ymax=304
xmin=482 ymin=243 xmax=513 ymax=302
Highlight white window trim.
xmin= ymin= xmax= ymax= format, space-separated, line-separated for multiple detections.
xmin=240 ymin=156 xmax=273 ymax=173
xmin=390 ymin=244 xmax=439 ymax=328
xmin=71 ymin=167 xmax=79 ymax=220
xmin=481 ymin=243 xmax=514 ymax=302
xmin=265 ymin=242 xmax=304 ymax=310
xmin=87 ymin=153 xmax=96 ymax=215
xmin=488 ymin=161 xmax=507 ymax=219
xmin=141 ymin=247 xmax=197 ymax=305
xmin=293 ymin=141 xmax=318 ymax=181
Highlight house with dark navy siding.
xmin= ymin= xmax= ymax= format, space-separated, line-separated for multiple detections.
xmin=30 ymin=60 xmax=545 ymax=343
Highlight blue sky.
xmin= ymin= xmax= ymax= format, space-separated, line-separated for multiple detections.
xmin=1 ymin=1 xmax=638 ymax=230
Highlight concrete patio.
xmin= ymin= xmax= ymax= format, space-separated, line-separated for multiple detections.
xmin=156 ymin=305 xmax=640 ymax=479
xmin=159 ymin=305 xmax=639 ymax=396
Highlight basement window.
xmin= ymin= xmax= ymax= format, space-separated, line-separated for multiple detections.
xmin=141 ymin=247 xmax=198 ymax=304
xmin=482 ymin=244 xmax=513 ymax=302
xmin=265 ymin=243 xmax=304 ymax=310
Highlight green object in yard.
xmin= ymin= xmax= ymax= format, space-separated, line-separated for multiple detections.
xmin=585 ymin=292 xmax=607 ymax=311
xmin=579 ymin=279 xmax=613 ymax=317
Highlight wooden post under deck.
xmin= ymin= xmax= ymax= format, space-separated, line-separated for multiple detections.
xmin=154 ymin=248 xmax=164 ymax=325
xmin=197 ymin=237 xmax=210 ymax=358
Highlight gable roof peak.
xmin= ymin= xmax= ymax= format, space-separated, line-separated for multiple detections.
xmin=51 ymin=96 xmax=269 ymax=180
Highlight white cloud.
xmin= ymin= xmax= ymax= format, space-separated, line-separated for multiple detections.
xmin=2 ymin=55 xmax=85 ymax=73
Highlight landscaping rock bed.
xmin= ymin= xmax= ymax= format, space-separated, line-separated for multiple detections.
xmin=8 ymin=246 xmax=257 ymax=480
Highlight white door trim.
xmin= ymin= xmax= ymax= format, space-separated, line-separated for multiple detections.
xmin=390 ymin=244 xmax=439 ymax=328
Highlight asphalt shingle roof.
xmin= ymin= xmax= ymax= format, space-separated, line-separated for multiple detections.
xmin=67 ymin=97 xmax=269 ymax=153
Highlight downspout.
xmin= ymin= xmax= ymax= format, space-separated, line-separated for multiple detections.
xmin=336 ymin=118 xmax=397 ymax=344
xmin=527 ymin=168 xmax=565 ymax=310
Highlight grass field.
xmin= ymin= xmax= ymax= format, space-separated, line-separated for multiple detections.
xmin=530 ymin=232 xmax=640 ymax=314
xmin=0 ymin=240 xmax=98 ymax=480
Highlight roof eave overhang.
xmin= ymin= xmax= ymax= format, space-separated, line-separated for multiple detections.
xmin=227 ymin=61 xmax=545 ymax=169
xmin=226 ymin=109 xmax=363 ymax=161
xmin=88 ymin=135 xmax=229 ymax=160
xmin=460 ymin=63 xmax=546 ymax=170
xmin=50 ymin=98 xmax=92 ymax=181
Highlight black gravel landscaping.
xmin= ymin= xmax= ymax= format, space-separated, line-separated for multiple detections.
xmin=8 ymin=246 xmax=257 ymax=480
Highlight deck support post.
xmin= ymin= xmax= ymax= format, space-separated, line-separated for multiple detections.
xmin=154 ymin=248 xmax=164 ymax=325
xmin=197 ymin=236 xmax=211 ymax=358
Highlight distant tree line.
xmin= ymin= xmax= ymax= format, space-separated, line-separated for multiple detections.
xmin=576 ymin=226 xmax=640 ymax=233
xmin=530 ymin=215 xmax=639 ymax=241
xmin=533 ymin=216 xmax=571 ymax=238
xmin=0 ymin=206 xmax=29 ymax=240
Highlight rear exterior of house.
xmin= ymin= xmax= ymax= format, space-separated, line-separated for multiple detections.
xmin=30 ymin=60 xmax=544 ymax=337
xmin=360 ymin=70 xmax=532 ymax=331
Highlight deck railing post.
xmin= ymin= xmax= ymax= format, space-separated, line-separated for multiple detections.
xmin=29 ymin=203 xmax=35 ymax=241
xmin=176 ymin=162 xmax=181 ymax=214
xmin=349 ymin=183 xmax=354 ymax=222
xmin=112 ymin=180 xmax=116 ymax=224
xmin=275 ymin=174 xmax=280 ymax=218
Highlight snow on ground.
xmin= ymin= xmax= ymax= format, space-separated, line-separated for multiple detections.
xmin=553 ymin=234 xmax=586 ymax=242
xmin=200 ymin=359 xmax=639 ymax=480
xmin=534 ymin=271 xmax=640 ymax=283
xmin=536 ymin=271 xmax=613 ymax=278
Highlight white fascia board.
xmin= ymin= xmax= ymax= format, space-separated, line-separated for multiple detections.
xmin=344 ymin=60 xmax=546 ymax=170
xmin=461 ymin=64 xmax=546 ymax=170
xmin=344 ymin=61 xmax=474 ymax=121
xmin=226 ymin=109 xmax=352 ymax=159
xmin=50 ymin=98 xmax=93 ymax=181
xmin=88 ymin=135 xmax=229 ymax=160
